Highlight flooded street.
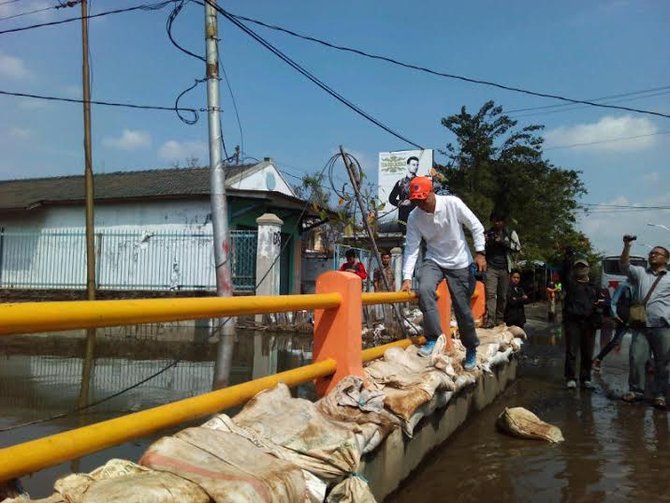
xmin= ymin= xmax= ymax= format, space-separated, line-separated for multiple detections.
xmin=390 ymin=306 xmax=670 ymax=503
xmin=2 ymin=306 xmax=669 ymax=501
xmin=0 ymin=329 xmax=314 ymax=498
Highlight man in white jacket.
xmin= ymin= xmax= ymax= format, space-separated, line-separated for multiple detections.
xmin=400 ymin=177 xmax=487 ymax=370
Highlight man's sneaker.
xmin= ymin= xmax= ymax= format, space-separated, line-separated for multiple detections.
xmin=419 ymin=339 xmax=437 ymax=357
xmin=463 ymin=347 xmax=477 ymax=371
xmin=566 ymin=380 xmax=577 ymax=389
xmin=592 ymin=359 xmax=602 ymax=373
xmin=581 ymin=380 xmax=595 ymax=390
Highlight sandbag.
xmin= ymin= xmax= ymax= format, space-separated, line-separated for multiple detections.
xmin=140 ymin=427 xmax=307 ymax=502
xmin=228 ymin=384 xmax=361 ymax=481
xmin=51 ymin=459 xmax=210 ymax=503
xmin=325 ymin=474 xmax=377 ymax=503
xmin=496 ymin=407 xmax=564 ymax=443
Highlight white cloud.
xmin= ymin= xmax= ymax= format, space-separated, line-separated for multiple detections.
xmin=8 ymin=127 xmax=33 ymax=140
xmin=0 ymin=52 xmax=31 ymax=80
xmin=158 ymin=140 xmax=208 ymax=163
xmin=545 ymin=116 xmax=658 ymax=152
xmin=102 ymin=129 xmax=152 ymax=151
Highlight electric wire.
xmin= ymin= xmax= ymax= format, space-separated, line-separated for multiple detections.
xmin=0 ymin=3 xmax=58 ymax=21
xmin=0 ymin=88 xmax=201 ymax=114
xmin=544 ymin=130 xmax=670 ymax=150
xmin=226 ymin=10 xmax=670 ymax=120
xmin=200 ymin=1 xmax=423 ymax=149
xmin=506 ymin=85 xmax=670 ymax=114
xmin=0 ymin=0 xmax=175 ymax=36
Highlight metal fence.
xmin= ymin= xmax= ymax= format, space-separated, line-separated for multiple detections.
xmin=0 ymin=229 xmax=257 ymax=292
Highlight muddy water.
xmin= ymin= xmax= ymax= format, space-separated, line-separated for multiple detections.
xmin=389 ymin=308 xmax=670 ymax=503
xmin=0 ymin=330 xmax=314 ymax=498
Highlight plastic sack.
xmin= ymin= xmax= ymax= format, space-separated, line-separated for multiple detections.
xmin=325 ymin=474 xmax=377 ymax=503
xmin=496 ymin=407 xmax=564 ymax=443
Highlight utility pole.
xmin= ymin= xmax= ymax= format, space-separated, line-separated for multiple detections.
xmin=205 ymin=0 xmax=236 ymax=389
xmin=77 ymin=0 xmax=97 ymax=411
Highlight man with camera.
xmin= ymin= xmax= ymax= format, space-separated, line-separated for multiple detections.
xmin=620 ymin=234 xmax=670 ymax=409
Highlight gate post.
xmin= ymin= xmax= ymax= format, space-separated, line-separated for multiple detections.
xmin=313 ymin=271 xmax=363 ymax=396
xmin=255 ymin=214 xmax=283 ymax=324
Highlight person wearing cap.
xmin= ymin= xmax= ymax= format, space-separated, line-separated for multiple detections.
xmin=561 ymin=250 xmax=602 ymax=390
xmin=400 ymin=176 xmax=486 ymax=370
xmin=620 ymin=236 xmax=669 ymax=409
xmin=388 ymin=156 xmax=420 ymax=233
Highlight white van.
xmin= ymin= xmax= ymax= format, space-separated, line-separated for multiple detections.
xmin=600 ymin=255 xmax=647 ymax=296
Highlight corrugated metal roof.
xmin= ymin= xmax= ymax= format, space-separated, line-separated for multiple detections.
xmin=0 ymin=164 xmax=260 ymax=211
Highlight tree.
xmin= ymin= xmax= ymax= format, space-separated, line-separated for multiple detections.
xmin=436 ymin=101 xmax=590 ymax=263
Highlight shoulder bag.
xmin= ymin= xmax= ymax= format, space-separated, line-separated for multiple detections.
xmin=628 ymin=274 xmax=664 ymax=328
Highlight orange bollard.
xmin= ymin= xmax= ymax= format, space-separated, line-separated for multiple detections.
xmin=436 ymin=280 xmax=453 ymax=353
xmin=313 ymin=271 xmax=364 ymax=396
xmin=470 ymin=280 xmax=486 ymax=326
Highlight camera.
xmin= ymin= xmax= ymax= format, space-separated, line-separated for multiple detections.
xmin=623 ymin=235 xmax=637 ymax=243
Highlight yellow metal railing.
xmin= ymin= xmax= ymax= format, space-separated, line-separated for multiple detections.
xmin=0 ymin=293 xmax=341 ymax=336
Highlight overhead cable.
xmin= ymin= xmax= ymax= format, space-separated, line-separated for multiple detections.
xmin=544 ymin=130 xmax=670 ymax=150
xmin=0 ymin=0 xmax=174 ymax=36
xmin=200 ymin=1 xmax=423 ymax=150
xmin=227 ymin=10 xmax=670 ymax=120
xmin=0 ymin=88 xmax=200 ymax=114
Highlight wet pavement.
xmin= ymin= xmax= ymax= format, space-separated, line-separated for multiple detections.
xmin=389 ymin=305 xmax=670 ymax=503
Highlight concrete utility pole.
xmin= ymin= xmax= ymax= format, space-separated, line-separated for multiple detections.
xmin=205 ymin=0 xmax=236 ymax=389
xmin=78 ymin=0 xmax=97 ymax=410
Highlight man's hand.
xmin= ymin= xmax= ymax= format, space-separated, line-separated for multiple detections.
xmin=401 ymin=279 xmax=412 ymax=292
xmin=475 ymin=253 xmax=487 ymax=272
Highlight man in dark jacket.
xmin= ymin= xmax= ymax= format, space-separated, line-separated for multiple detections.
xmin=562 ymin=253 xmax=602 ymax=390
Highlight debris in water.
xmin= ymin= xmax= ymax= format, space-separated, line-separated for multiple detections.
xmin=496 ymin=407 xmax=564 ymax=443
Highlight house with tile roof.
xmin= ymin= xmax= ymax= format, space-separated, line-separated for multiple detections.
xmin=0 ymin=160 xmax=319 ymax=295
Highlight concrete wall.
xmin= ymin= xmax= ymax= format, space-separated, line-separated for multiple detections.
xmin=362 ymin=359 xmax=518 ymax=501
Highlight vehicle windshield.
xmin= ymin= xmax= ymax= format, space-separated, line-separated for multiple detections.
xmin=602 ymin=257 xmax=647 ymax=274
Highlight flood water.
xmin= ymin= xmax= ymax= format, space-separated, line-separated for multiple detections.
xmin=0 ymin=328 xmax=315 ymax=498
xmin=2 ymin=308 xmax=669 ymax=501
xmin=390 ymin=306 xmax=670 ymax=503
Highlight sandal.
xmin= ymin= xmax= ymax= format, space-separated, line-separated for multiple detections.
xmin=621 ymin=391 xmax=644 ymax=403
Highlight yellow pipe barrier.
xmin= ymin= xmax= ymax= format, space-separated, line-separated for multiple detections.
xmin=0 ymin=293 xmax=342 ymax=336
xmin=0 ymin=358 xmax=337 ymax=483
xmin=361 ymin=290 xmax=416 ymax=305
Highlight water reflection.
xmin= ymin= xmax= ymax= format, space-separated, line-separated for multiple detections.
xmin=0 ymin=327 xmax=314 ymax=497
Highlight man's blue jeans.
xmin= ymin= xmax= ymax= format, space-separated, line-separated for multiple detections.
xmin=629 ymin=326 xmax=670 ymax=397
xmin=416 ymin=259 xmax=479 ymax=350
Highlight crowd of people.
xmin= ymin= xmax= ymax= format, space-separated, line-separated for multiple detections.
xmin=340 ymin=176 xmax=668 ymax=408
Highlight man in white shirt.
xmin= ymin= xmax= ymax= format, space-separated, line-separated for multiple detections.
xmin=400 ymin=177 xmax=487 ymax=370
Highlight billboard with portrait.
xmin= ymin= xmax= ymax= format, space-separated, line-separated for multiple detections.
xmin=377 ymin=149 xmax=434 ymax=232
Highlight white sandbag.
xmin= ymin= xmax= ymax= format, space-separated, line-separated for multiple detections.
xmin=140 ymin=427 xmax=307 ymax=503
xmin=404 ymin=390 xmax=454 ymax=436
xmin=228 ymin=384 xmax=361 ymax=481
xmin=325 ymin=474 xmax=377 ymax=503
xmin=53 ymin=459 xmax=209 ymax=503
xmin=202 ymin=414 xmax=326 ymax=503
xmin=316 ymin=376 xmax=400 ymax=455
xmin=496 ymin=407 xmax=564 ymax=443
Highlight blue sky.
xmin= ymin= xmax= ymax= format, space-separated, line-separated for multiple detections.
xmin=0 ymin=0 xmax=668 ymax=255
